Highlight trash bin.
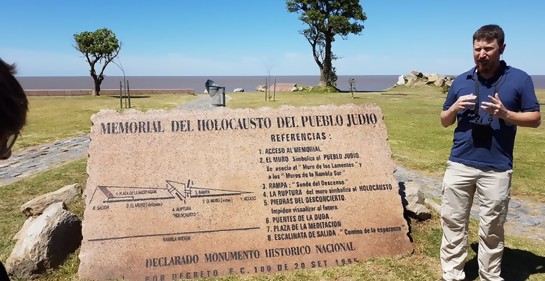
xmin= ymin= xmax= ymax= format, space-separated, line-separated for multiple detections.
xmin=205 ymin=79 xmax=225 ymax=107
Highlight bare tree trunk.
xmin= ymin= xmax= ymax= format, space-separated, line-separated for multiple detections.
xmin=319 ymin=67 xmax=327 ymax=86
xmin=323 ymin=36 xmax=334 ymax=87
xmin=92 ymin=83 xmax=100 ymax=96
xmin=91 ymin=73 xmax=103 ymax=96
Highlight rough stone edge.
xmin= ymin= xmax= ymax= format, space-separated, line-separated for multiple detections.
xmin=425 ymin=198 xmax=441 ymax=214
xmin=91 ymin=104 xmax=383 ymax=117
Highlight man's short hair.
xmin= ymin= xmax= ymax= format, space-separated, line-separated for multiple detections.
xmin=473 ymin=24 xmax=505 ymax=46
xmin=0 ymin=58 xmax=28 ymax=135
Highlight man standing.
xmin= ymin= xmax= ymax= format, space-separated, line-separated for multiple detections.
xmin=1 ymin=58 xmax=29 ymax=280
xmin=439 ymin=24 xmax=541 ymax=281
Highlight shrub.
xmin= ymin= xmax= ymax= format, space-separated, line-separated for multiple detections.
xmin=309 ymin=85 xmax=339 ymax=93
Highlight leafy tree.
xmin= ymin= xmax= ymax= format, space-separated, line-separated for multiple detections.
xmin=74 ymin=28 xmax=121 ymax=96
xmin=286 ymin=0 xmax=367 ymax=88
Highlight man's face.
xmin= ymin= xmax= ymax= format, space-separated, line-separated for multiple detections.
xmin=473 ymin=38 xmax=505 ymax=76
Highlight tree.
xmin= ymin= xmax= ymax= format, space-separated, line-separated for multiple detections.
xmin=74 ymin=28 xmax=121 ymax=96
xmin=286 ymin=0 xmax=366 ymax=88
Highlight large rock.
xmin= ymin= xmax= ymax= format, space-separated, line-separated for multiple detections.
xmin=410 ymin=70 xmax=424 ymax=78
xmin=256 ymin=84 xmax=266 ymax=92
xmin=78 ymin=105 xmax=415 ymax=280
xmin=426 ymin=74 xmax=441 ymax=84
xmin=6 ymin=202 xmax=82 ymax=279
xmin=20 ymin=183 xmax=82 ymax=217
xmin=396 ymin=75 xmax=405 ymax=86
xmin=403 ymin=182 xmax=432 ymax=221
xmin=396 ymin=71 xmax=454 ymax=89
xmin=404 ymin=75 xmax=418 ymax=87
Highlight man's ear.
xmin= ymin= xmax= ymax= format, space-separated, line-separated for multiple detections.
xmin=500 ymin=44 xmax=506 ymax=54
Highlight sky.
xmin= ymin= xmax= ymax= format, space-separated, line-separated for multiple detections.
xmin=2 ymin=1 xmax=544 ymax=77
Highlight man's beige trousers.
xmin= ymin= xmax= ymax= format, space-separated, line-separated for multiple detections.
xmin=440 ymin=161 xmax=512 ymax=281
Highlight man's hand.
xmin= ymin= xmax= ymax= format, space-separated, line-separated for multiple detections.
xmin=452 ymin=94 xmax=477 ymax=112
xmin=481 ymin=93 xmax=507 ymax=118
xmin=480 ymin=93 xmax=541 ymax=127
xmin=440 ymin=94 xmax=477 ymax=127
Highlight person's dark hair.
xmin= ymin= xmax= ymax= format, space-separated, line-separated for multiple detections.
xmin=473 ymin=24 xmax=505 ymax=46
xmin=0 ymin=58 xmax=28 ymax=135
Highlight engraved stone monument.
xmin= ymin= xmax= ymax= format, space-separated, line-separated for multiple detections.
xmin=79 ymin=105 xmax=413 ymax=280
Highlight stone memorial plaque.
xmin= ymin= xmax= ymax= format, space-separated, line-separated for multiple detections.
xmin=79 ymin=105 xmax=413 ymax=280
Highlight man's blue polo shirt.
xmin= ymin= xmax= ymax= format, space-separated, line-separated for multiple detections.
xmin=443 ymin=61 xmax=540 ymax=170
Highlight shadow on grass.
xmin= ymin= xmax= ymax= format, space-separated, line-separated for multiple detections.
xmin=464 ymin=243 xmax=545 ymax=280
xmin=381 ymin=93 xmax=409 ymax=96
xmin=338 ymin=96 xmax=363 ymax=99
xmin=339 ymin=90 xmax=387 ymax=94
xmin=108 ymin=95 xmax=151 ymax=99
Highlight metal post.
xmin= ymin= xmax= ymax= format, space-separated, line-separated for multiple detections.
xmin=273 ymin=79 xmax=276 ymax=101
xmin=221 ymin=87 xmax=225 ymax=106
xmin=119 ymin=81 xmax=123 ymax=109
xmin=264 ymin=78 xmax=268 ymax=101
xmin=122 ymin=80 xmax=126 ymax=108
xmin=349 ymin=77 xmax=356 ymax=99
xmin=127 ymin=80 xmax=131 ymax=108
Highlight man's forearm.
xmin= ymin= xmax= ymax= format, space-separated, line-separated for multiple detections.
xmin=500 ymin=110 xmax=541 ymax=128
xmin=440 ymin=108 xmax=457 ymax=127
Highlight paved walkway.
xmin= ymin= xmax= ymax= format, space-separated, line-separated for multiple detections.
xmin=1 ymin=94 xmax=544 ymax=242
xmin=0 ymin=135 xmax=90 ymax=186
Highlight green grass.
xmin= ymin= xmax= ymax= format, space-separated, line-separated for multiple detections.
xmin=15 ymin=93 xmax=197 ymax=150
xmin=0 ymin=159 xmax=87 ymax=281
xmin=2 ymin=88 xmax=545 ymax=280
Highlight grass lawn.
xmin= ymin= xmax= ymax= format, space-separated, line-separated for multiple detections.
xmin=15 ymin=93 xmax=198 ymax=150
xmin=1 ymin=88 xmax=545 ymax=280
